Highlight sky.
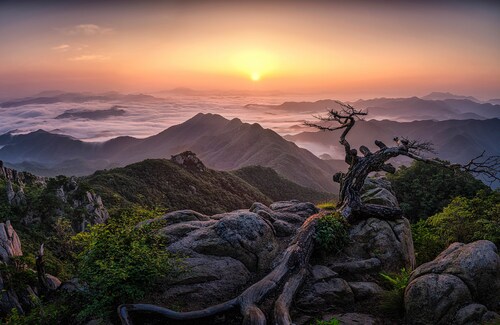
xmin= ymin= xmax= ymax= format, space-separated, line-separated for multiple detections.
xmin=1 ymin=0 xmax=499 ymax=99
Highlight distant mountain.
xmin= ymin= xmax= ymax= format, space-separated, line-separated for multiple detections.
xmin=232 ymin=165 xmax=333 ymax=203
xmin=246 ymin=97 xmax=500 ymax=121
xmin=0 ymin=92 xmax=159 ymax=108
xmin=84 ymin=155 xmax=272 ymax=215
xmin=0 ymin=114 xmax=339 ymax=192
xmin=285 ymin=119 xmax=500 ymax=166
xmin=55 ymin=106 xmax=126 ymax=120
xmin=421 ymin=92 xmax=479 ymax=102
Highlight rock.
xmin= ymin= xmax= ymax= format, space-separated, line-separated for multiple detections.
xmin=269 ymin=200 xmax=318 ymax=218
xmin=311 ymin=265 xmax=338 ymax=281
xmin=320 ymin=313 xmax=381 ymax=325
xmin=409 ymin=240 xmax=499 ymax=310
xmin=295 ymin=277 xmax=354 ymax=311
xmin=361 ymin=178 xmax=399 ymax=207
xmin=165 ymin=210 xmax=279 ymax=272
xmin=340 ymin=217 xmax=415 ymax=273
xmin=329 ymin=257 xmax=382 ymax=275
xmin=157 ymin=256 xmax=251 ymax=309
xmin=171 ymin=151 xmax=207 ymax=172
xmin=45 ymin=274 xmax=62 ymax=290
xmin=405 ymin=273 xmax=472 ymax=325
xmin=348 ymin=281 xmax=384 ymax=300
xmin=454 ymin=303 xmax=487 ymax=325
xmin=481 ymin=311 xmax=500 ymax=323
xmin=0 ymin=221 xmax=23 ymax=263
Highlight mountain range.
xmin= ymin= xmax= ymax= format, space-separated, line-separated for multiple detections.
xmin=0 ymin=113 xmax=342 ymax=192
xmin=246 ymin=96 xmax=500 ymax=121
xmin=285 ymin=118 xmax=500 ymax=165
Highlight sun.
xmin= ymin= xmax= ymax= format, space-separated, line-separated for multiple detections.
xmin=250 ymin=72 xmax=261 ymax=81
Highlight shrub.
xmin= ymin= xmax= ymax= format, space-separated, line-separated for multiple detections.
xmin=73 ymin=207 xmax=180 ymax=320
xmin=315 ymin=213 xmax=349 ymax=253
xmin=412 ymin=190 xmax=499 ymax=265
xmin=378 ymin=268 xmax=411 ymax=318
xmin=388 ymin=160 xmax=487 ymax=222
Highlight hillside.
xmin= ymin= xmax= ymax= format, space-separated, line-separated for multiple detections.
xmin=232 ymin=165 xmax=334 ymax=203
xmin=84 ymin=154 xmax=272 ymax=215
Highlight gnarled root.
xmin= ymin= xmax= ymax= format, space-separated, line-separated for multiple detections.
xmin=118 ymin=212 xmax=326 ymax=325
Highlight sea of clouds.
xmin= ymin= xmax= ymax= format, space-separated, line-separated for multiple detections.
xmin=0 ymin=94 xmax=327 ymax=143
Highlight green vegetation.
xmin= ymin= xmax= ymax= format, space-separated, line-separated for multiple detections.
xmin=316 ymin=201 xmax=337 ymax=211
xmin=315 ymin=213 xmax=349 ymax=253
xmin=378 ymin=268 xmax=411 ymax=318
xmin=233 ymin=165 xmax=333 ymax=203
xmin=412 ymin=190 xmax=500 ymax=265
xmin=388 ymin=161 xmax=487 ymax=222
xmin=85 ymin=159 xmax=271 ymax=214
xmin=73 ymin=207 xmax=179 ymax=320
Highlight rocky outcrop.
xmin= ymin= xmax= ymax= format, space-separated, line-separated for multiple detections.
xmin=145 ymin=200 xmax=318 ymax=309
xmin=0 ymin=221 xmax=23 ymax=263
xmin=405 ymin=240 xmax=500 ymax=325
xmin=171 ymin=151 xmax=207 ymax=172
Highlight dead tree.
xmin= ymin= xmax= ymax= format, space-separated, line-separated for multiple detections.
xmin=305 ymin=101 xmax=500 ymax=223
xmin=116 ymin=102 xmax=499 ymax=324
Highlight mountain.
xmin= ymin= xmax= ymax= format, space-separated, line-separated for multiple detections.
xmin=84 ymin=154 xmax=272 ymax=215
xmin=0 ymin=114 xmax=339 ymax=192
xmin=55 ymin=106 xmax=126 ymax=120
xmin=285 ymin=119 xmax=500 ymax=166
xmin=421 ymin=92 xmax=479 ymax=102
xmin=232 ymin=165 xmax=333 ymax=203
xmin=0 ymin=91 xmax=160 ymax=108
xmin=246 ymin=97 xmax=500 ymax=121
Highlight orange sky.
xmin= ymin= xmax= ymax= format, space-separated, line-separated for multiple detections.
xmin=0 ymin=1 xmax=499 ymax=99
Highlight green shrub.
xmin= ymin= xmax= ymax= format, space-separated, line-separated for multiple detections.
xmin=378 ymin=268 xmax=411 ymax=318
xmin=315 ymin=213 xmax=349 ymax=253
xmin=412 ymin=190 xmax=499 ymax=265
xmin=388 ymin=161 xmax=487 ymax=222
xmin=73 ymin=207 xmax=180 ymax=320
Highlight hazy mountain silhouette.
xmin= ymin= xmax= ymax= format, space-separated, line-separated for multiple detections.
xmin=421 ymin=92 xmax=479 ymax=102
xmin=246 ymin=97 xmax=500 ymax=121
xmin=0 ymin=92 xmax=159 ymax=108
xmin=55 ymin=106 xmax=126 ymax=120
xmin=285 ymin=118 xmax=500 ymax=165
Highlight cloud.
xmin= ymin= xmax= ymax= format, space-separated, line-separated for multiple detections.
xmin=52 ymin=44 xmax=70 ymax=51
xmin=68 ymin=54 xmax=109 ymax=61
xmin=60 ymin=24 xmax=113 ymax=36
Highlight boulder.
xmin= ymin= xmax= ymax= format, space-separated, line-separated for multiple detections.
xmin=295 ymin=277 xmax=354 ymax=311
xmin=342 ymin=217 xmax=415 ymax=273
xmin=405 ymin=240 xmax=500 ymax=325
xmin=405 ymin=273 xmax=472 ymax=324
xmin=361 ymin=178 xmax=399 ymax=208
xmin=348 ymin=281 xmax=384 ymax=300
xmin=408 ymin=240 xmax=499 ymax=310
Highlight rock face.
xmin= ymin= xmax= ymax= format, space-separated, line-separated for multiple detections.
xmin=405 ymin=240 xmax=500 ymax=325
xmin=171 ymin=151 xmax=207 ymax=172
xmin=0 ymin=221 xmax=23 ymax=263
xmin=146 ymin=200 xmax=318 ymax=309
